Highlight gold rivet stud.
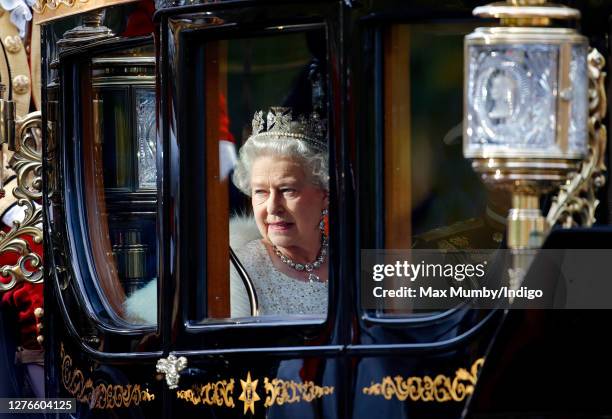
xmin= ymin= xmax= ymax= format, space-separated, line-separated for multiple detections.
xmin=4 ymin=36 xmax=22 ymax=54
xmin=12 ymin=75 xmax=30 ymax=95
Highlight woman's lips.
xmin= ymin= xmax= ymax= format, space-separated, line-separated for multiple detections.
xmin=267 ymin=222 xmax=293 ymax=231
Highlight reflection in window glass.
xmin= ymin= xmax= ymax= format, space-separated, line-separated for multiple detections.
xmin=380 ymin=24 xmax=490 ymax=251
xmin=190 ymin=29 xmax=330 ymax=323
xmin=84 ymin=48 xmax=158 ymax=325
xmin=100 ymin=89 xmax=131 ymax=189
xmin=368 ymin=24 xmax=498 ymax=317
xmin=408 ymin=25 xmax=493 ymax=244
xmin=136 ymin=89 xmax=157 ymax=189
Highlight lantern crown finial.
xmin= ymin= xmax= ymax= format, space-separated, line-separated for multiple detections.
xmin=474 ymin=1 xmax=580 ymax=26
xmin=507 ymin=0 xmax=546 ymax=5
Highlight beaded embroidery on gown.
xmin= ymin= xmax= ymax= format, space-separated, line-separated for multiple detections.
xmin=234 ymin=240 xmax=328 ymax=316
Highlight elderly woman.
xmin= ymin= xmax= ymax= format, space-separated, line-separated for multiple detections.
xmin=126 ymin=107 xmax=329 ymax=322
xmin=231 ymin=107 xmax=329 ymax=316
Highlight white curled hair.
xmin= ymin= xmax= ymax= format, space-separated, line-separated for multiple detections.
xmin=232 ymin=134 xmax=329 ymax=196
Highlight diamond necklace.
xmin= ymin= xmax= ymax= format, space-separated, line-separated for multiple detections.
xmin=273 ymin=236 xmax=328 ymax=283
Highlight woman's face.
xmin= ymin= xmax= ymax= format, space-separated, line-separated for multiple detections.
xmin=250 ymin=154 xmax=327 ymax=259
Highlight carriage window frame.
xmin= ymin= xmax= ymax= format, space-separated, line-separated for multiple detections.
xmin=165 ymin=15 xmax=338 ymax=338
xmin=358 ymin=20 xmax=487 ymax=325
xmin=58 ymin=37 xmax=161 ymax=335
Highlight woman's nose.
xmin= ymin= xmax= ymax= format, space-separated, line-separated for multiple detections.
xmin=267 ymin=191 xmax=284 ymax=215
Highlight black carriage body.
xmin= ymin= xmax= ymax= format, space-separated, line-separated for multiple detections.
xmin=40 ymin=1 xmax=612 ymax=418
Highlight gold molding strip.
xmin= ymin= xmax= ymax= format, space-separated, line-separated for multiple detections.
xmin=61 ymin=343 xmax=156 ymax=409
xmin=176 ymin=380 xmax=236 ymax=408
xmin=0 ymin=112 xmax=43 ymax=293
xmin=175 ymin=372 xmax=335 ymax=415
xmin=362 ymin=358 xmax=484 ymax=402
xmin=263 ymin=378 xmax=334 ymax=407
xmin=33 ymin=0 xmax=138 ymax=24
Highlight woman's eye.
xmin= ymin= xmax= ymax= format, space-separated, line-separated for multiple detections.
xmin=254 ymin=189 xmax=267 ymax=195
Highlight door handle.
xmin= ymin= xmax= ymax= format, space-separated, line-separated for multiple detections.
xmin=156 ymin=354 xmax=188 ymax=389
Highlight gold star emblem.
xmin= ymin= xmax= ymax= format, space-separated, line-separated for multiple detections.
xmin=238 ymin=372 xmax=260 ymax=415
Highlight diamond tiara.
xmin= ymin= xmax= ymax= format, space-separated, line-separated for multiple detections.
xmin=249 ymin=107 xmax=327 ymax=153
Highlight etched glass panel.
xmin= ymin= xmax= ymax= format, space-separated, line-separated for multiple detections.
xmin=568 ymin=43 xmax=588 ymax=154
xmin=466 ymin=44 xmax=558 ymax=153
xmin=136 ymin=89 xmax=157 ymax=189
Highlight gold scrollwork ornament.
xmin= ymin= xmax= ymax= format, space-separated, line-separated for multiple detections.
xmin=61 ymin=343 xmax=155 ymax=409
xmin=362 ymin=358 xmax=484 ymax=402
xmin=33 ymin=0 xmax=89 ymax=14
xmin=176 ymin=374 xmax=336 ymax=412
xmin=547 ymin=48 xmax=607 ymax=228
xmin=176 ymin=380 xmax=235 ymax=407
xmin=0 ymin=112 xmax=43 ymax=293
xmin=264 ymin=378 xmax=334 ymax=407
xmin=33 ymin=0 xmax=137 ymax=25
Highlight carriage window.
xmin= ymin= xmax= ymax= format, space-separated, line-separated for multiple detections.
xmin=382 ymin=24 xmax=490 ymax=249
xmin=81 ymin=46 xmax=158 ymax=325
xmin=363 ymin=24 xmax=496 ymax=316
xmin=182 ymin=28 xmax=330 ymax=323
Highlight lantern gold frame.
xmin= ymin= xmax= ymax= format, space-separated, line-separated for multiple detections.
xmin=464 ymin=1 xmax=606 ymax=251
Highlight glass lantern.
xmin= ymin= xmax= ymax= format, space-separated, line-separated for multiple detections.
xmin=464 ymin=0 xmax=588 ymax=249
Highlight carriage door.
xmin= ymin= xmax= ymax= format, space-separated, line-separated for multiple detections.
xmin=348 ymin=2 xmax=505 ymax=419
xmin=43 ymin=16 xmax=164 ymax=415
xmin=155 ymin=2 xmax=347 ymax=418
